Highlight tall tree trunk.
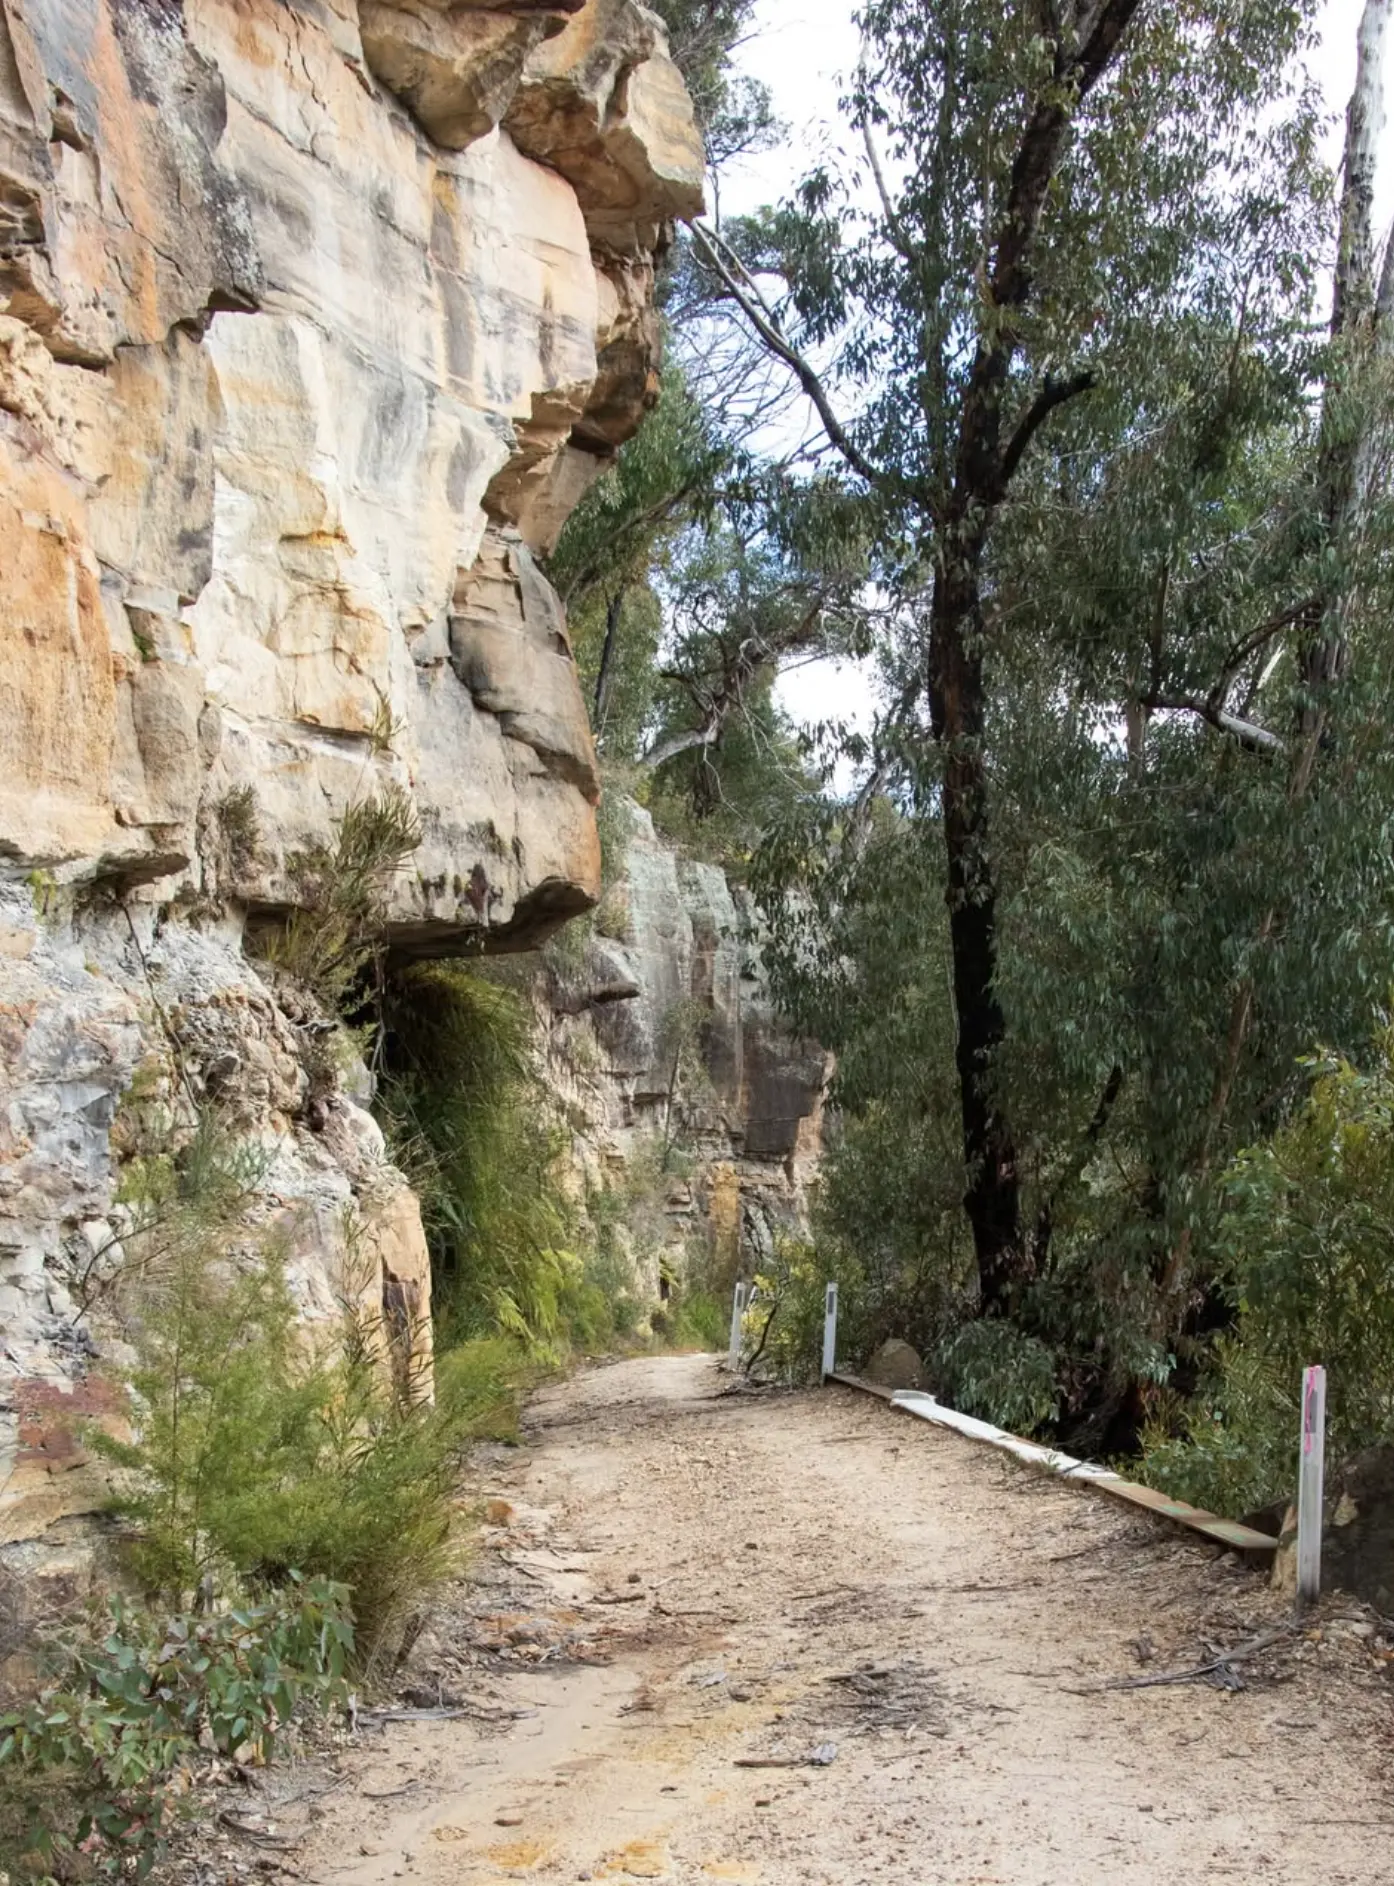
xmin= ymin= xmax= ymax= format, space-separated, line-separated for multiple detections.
xmin=928 ymin=551 xmax=1021 ymax=1312
xmin=593 ymin=589 xmax=624 ymax=729
xmin=696 ymin=0 xmax=1146 ymax=1313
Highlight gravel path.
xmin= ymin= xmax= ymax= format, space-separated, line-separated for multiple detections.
xmin=292 ymin=1353 xmax=1394 ymax=1886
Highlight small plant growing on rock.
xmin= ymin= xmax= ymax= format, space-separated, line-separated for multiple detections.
xmin=214 ymin=785 xmax=261 ymax=878
xmin=251 ymin=785 xmax=421 ymax=1010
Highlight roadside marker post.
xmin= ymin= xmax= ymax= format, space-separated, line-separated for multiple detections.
xmin=1296 ymin=1363 xmax=1326 ymax=1609
xmin=728 ymin=1280 xmax=748 ymax=1372
xmin=821 ymin=1281 xmax=838 ymax=1384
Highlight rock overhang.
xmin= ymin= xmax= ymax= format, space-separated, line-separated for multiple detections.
xmin=0 ymin=0 xmax=704 ymax=950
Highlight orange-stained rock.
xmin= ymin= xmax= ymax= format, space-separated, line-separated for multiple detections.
xmin=0 ymin=0 xmax=703 ymax=1639
xmin=0 ymin=0 xmax=700 ymax=929
xmin=0 ymin=417 xmax=115 ymax=868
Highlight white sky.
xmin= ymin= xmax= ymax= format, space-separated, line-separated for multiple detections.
xmin=727 ymin=0 xmax=1394 ymax=754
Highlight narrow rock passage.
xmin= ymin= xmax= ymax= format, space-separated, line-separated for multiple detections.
xmin=298 ymin=1354 xmax=1394 ymax=1885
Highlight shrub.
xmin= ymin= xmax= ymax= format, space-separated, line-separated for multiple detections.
xmin=0 ymin=1578 xmax=351 ymax=1881
xmin=663 ymin=1287 xmax=727 ymax=1351
xmin=744 ymin=1237 xmax=842 ymax=1383
xmin=251 ymin=786 xmax=420 ymax=1007
xmin=1138 ymin=1342 xmax=1297 ymax=1517
xmin=1142 ymin=1030 xmax=1394 ymax=1514
xmin=933 ymin=1319 xmax=1060 ymax=1435
xmin=96 ymin=1219 xmax=526 ymax=1673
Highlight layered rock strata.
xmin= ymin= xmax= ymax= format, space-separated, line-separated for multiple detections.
xmin=0 ymin=0 xmax=702 ymax=1640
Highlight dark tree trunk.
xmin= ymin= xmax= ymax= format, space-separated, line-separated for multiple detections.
xmin=593 ymin=589 xmax=624 ymax=729
xmin=928 ymin=551 xmax=1022 ymax=1313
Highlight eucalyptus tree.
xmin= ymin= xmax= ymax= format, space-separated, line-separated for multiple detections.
xmin=698 ymin=0 xmax=1381 ymax=1322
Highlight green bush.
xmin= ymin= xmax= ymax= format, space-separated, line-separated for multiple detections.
xmin=933 ymin=1319 xmax=1060 ymax=1435
xmin=380 ymin=963 xmax=594 ymax=1357
xmin=250 ymin=786 xmax=420 ymax=1007
xmin=0 ymin=1578 xmax=351 ymax=1881
xmin=663 ymin=1287 xmax=727 ymax=1352
xmin=1137 ymin=1342 xmax=1297 ymax=1518
xmin=1142 ymin=1031 xmax=1394 ymax=1515
xmin=743 ymin=1237 xmax=843 ymax=1383
xmin=97 ymin=1221 xmax=525 ymax=1673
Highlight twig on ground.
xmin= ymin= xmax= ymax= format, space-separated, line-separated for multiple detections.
xmin=364 ymin=1702 xmax=533 ymax=1723
xmin=1064 ymin=1624 xmax=1294 ymax=1694
xmin=735 ymin=1742 xmax=838 ymax=1769
xmin=217 ymin=1813 xmax=298 ymax=1849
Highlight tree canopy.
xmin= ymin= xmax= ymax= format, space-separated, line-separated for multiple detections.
xmin=558 ymin=0 xmax=1394 ymax=1482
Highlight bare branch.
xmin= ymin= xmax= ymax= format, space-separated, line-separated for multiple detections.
xmin=1141 ymin=692 xmax=1285 ymax=755
xmin=860 ymin=117 xmax=916 ymax=264
xmin=690 ymin=221 xmax=888 ymax=490
xmin=640 ymin=719 xmax=723 ymax=772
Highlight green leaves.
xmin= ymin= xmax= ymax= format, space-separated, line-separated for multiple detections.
xmin=0 ymin=1580 xmax=352 ymax=1880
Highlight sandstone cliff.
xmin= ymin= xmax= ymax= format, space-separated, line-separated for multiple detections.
xmin=540 ymin=802 xmax=829 ymax=1306
xmin=0 ymin=0 xmax=701 ymax=1634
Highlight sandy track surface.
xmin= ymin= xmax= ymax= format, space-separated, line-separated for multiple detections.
xmin=286 ymin=1354 xmax=1394 ymax=1886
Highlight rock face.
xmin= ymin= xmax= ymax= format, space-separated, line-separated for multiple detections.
xmin=0 ymin=0 xmax=701 ymax=944
xmin=0 ymin=0 xmax=700 ymax=1665
xmin=541 ymin=803 xmax=830 ymax=1301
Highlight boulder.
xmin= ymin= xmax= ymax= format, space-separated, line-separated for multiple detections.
xmin=1271 ymin=1442 xmax=1394 ymax=1609
xmin=863 ymin=1339 xmax=926 ymax=1392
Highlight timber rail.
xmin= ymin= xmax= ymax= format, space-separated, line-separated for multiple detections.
xmin=827 ymin=1371 xmax=1278 ymax=1558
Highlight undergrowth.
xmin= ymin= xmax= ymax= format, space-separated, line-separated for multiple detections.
xmin=1141 ymin=1034 xmax=1394 ymax=1516
xmin=95 ymin=1210 xmax=527 ymax=1674
xmin=379 ymin=962 xmax=601 ymax=1355
xmin=0 ymin=1579 xmax=351 ymax=1881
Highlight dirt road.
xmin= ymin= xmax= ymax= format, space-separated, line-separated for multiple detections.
xmin=288 ymin=1354 xmax=1394 ymax=1885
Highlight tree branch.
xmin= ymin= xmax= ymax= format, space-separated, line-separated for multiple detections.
xmin=997 ymin=369 xmax=1097 ymax=492
xmin=690 ymin=221 xmax=888 ymax=490
xmin=860 ymin=117 xmax=916 ymax=264
xmin=1140 ymin=692 xmax=1285 ymax=755
xmin=990 ymin=0 xmax=1145 ymax=319
xmin=957 ymin=0 xmax=1143 ymax=513
xmin=558 ymin=480 xmax=703 ymax=606
xmin=1206 ymin=595 xmax=1316 ymax=711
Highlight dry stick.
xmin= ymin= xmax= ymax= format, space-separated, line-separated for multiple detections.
xmin=363 ymin=1703 xmax=528 ymax=1723
xmin=1064 ymin=1624 xmax=1293 ymax=1694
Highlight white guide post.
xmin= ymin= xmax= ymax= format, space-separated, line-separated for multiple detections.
xmin=821 ymin=1281 xmax=838 ymax=1384
xmin=728 ymin=1280 xmax=747 ymax=1371
xmin=1296 ymin=1364 xmax=1327 ymax=1609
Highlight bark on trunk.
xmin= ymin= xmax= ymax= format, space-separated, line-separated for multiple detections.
xmin=593 ymin=589 xmax=624 ymax=728
xmin=929 ymin=552 xmax=1022 ymax=1312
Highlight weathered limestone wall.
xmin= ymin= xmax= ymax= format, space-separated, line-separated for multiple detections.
xmin=0 ymin=0 xmax=702 ymax=1634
